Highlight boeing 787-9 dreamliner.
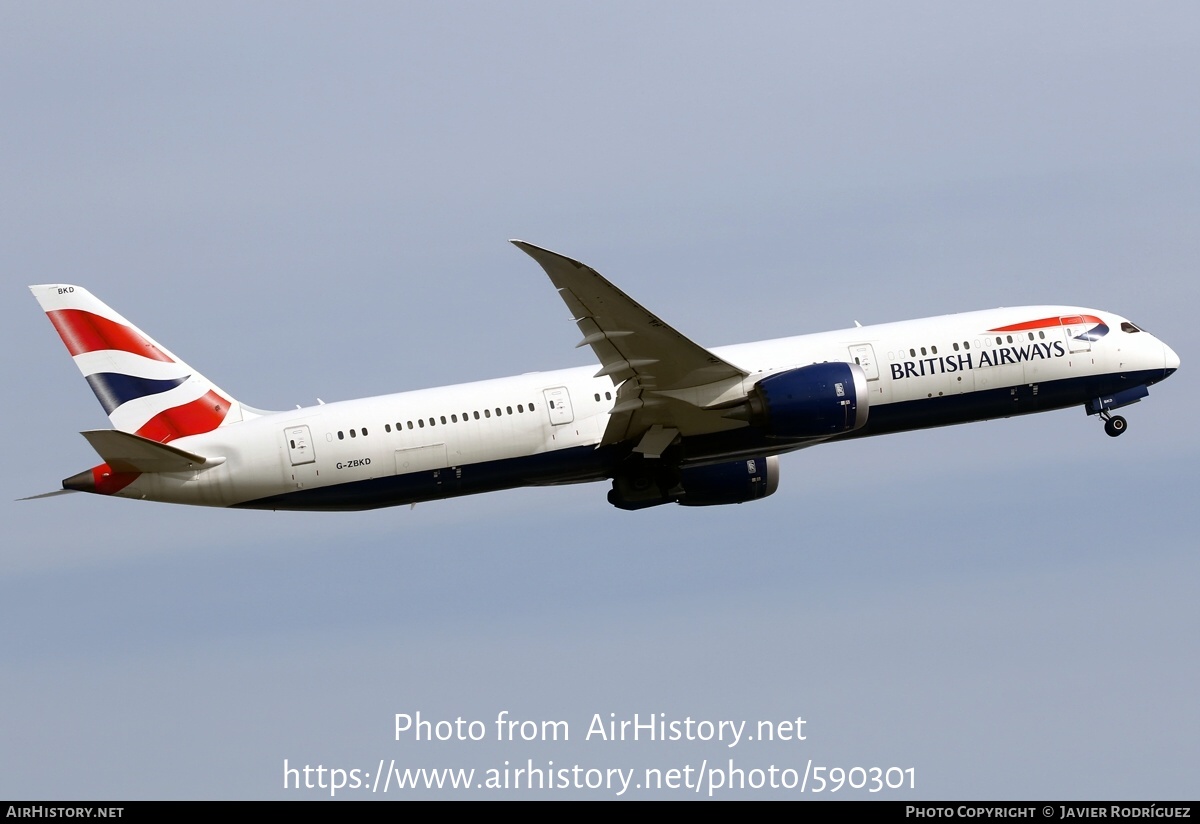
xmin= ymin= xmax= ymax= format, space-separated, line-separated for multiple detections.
xmin=27 ymin=241 xmax=1179 ymax=511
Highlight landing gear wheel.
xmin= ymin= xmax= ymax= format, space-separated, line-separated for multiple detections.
xmin=1104 ymin=415 xmax=1127 ymax=437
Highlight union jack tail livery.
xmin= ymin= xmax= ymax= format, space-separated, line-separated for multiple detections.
xmin=29 ymin=284 xmax=254 ymax=443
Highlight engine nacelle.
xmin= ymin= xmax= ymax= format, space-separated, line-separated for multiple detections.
xmin=676 ymin=455 xmax=780 ymax=507
xmin=608 ymin=455 xmax=780 ymax=510
xmin=741 ymin=362 xmax=869 ymax=438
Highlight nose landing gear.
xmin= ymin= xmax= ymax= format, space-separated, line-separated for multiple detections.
xmin=1087 ymin=386 xmax=1148 ymax=438
xmin=1102 ymin=413 xmax=1127 ymax=437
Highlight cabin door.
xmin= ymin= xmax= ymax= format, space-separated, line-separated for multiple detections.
xmin=543 ymin=386 xmax=574 ymax=425
xmin=284 ymin=425 xmax=318 ymax=489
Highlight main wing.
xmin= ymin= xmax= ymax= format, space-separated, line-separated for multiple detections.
xmin=512 ymin=241 xmax=752 ymax=453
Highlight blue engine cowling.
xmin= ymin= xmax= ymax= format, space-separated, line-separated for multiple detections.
xmin=743 ymin=362 xmax=869 ymax=438
xmin=608 ymin=455 xmax=780 ymax=510
xmin=677 ymin=455 xmax=780 ymax=507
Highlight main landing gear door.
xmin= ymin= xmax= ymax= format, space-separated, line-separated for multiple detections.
xmin=543 ymin=386 xmax=574 ymax=425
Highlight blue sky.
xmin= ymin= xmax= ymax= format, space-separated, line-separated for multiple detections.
xmin=2 ymin=2 xmax=1197 ymax=798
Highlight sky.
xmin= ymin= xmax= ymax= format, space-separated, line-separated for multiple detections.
xmin=2 ymin=1 xmax=1197 ymax=799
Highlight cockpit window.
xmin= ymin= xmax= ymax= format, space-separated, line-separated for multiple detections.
xmin=1121 ymin=322 xmax=1142 ymax=333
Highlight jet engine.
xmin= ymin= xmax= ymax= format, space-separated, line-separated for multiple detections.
xmin=734 ymin=362 xmax=869 ymax=438
xmin=608 ymin=455 xmax=780 ymax=510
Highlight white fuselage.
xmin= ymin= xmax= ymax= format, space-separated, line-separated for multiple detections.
xmin=113 ymin=305 xmax=1176 ymax=511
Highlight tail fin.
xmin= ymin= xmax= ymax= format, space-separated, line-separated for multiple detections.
xmin=29 ymin=284 xmax=256 ymax=443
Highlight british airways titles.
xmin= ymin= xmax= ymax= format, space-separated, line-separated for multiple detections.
xmin=889 ymin=340 xmax=1067 ymax=381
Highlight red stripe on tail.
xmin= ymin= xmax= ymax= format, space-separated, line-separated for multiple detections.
xmin=135 ymin=390 xmax=231 ymax=443
xmin=46 ymin=309 xmax=174 ymax=361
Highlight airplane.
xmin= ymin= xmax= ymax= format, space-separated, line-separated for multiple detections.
xmin=27 ymin=241 xmax=1179 ymax=512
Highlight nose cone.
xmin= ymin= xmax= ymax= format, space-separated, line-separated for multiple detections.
xmin=1164 ymin=342 xmax=1180 ymax=376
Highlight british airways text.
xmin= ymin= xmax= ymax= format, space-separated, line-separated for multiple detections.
xmin=889 ymin=341 xmax=1066 ymax=381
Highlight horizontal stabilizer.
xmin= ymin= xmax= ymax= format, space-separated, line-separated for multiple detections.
xmin=79 ymin=429 xmax=224 ymax=473
xmin=17 ymin=489 xmax=80 ymax=501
